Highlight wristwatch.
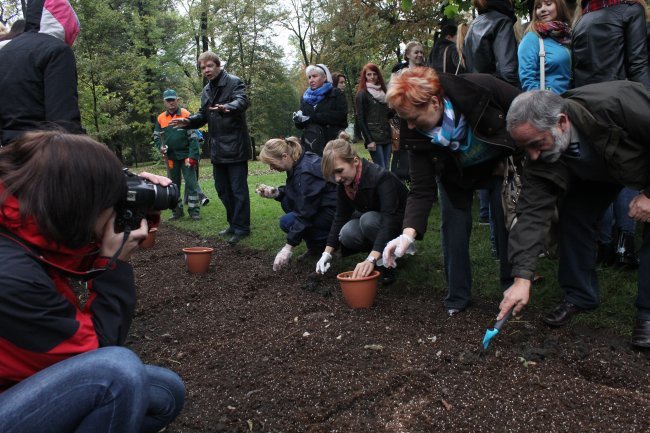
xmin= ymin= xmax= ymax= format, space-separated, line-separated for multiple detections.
xmin=366 ymin=256 xmax=376 ymax=264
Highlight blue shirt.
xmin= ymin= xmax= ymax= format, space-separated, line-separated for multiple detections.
xmin=518 ymin=31 xmax=571 ymax=93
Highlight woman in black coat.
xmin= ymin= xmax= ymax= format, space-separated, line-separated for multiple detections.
xmin=293 ymin=64 xmax=348 ymax=156
xmin=315 ymin=133 xmax=408 ymax=285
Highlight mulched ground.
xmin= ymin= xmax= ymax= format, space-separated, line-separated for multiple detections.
xmin=128 ymin=224 xmax=650 ymax=433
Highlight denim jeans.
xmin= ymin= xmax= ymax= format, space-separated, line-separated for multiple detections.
xmin=279 ymin=211 xmax=331 ymax=251
xmin=598 ymin=187 xmax=638 ymax=243
xmin=439 ymin=178 xmax=512 ymax=310
xmin=369 ymin=143 xmax=391 ymax=169
xmin=213 ymin=161 xmax=250 ymax=235
xmin=338 ymin=211 xmax=383 ymax=252
xmin=0 ymin=347 xmax=185 ymax=433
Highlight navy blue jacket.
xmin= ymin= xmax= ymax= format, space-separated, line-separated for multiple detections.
xmin=276 ymin=151 xmax=337 ymax=246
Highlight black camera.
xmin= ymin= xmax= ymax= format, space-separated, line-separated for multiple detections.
xmin=115 ymin=169 xmax=179 ymax=232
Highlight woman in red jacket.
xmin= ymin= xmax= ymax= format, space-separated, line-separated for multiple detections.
xmin=0 ymin=131 xmax=184 ymax=433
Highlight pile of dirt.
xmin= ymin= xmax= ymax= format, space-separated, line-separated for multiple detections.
xmin=128 ymin=225 xmax=650 ymax=432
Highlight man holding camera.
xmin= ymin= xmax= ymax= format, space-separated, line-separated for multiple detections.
xmin=153 ymin=89 xmax=201 ymax=221
xmin=170 ymin=52 xmax=252 ymax=244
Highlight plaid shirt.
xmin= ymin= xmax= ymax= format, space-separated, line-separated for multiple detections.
xmin=582 ymin=0 xmax=641 ymax=13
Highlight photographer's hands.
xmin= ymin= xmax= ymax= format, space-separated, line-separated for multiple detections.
xmin=99 ymin=213 xmax=148 ymax=261
xmin=138 ymin=172 xmax=173 ymax=187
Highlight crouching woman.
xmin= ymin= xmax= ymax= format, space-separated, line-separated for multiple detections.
xmin=316 ymin=132 xmax=408 ymax=285
xmin=259 ymin=136 xmax=337 ymax=271
xmin=0 ymin=132 xmax=184 ymax=433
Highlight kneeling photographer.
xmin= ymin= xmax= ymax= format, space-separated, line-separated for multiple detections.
xmin=0 ymin=131 xmax=185 ymax=433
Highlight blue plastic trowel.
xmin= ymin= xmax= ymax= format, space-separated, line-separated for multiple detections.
xmin=482 ymin=308 xmax=513 ymax=350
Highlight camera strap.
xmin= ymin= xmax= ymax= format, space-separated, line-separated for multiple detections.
xmin=0 ymin=228 xmax=130 ymax=281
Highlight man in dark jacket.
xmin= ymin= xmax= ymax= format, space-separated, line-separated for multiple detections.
xmin=499 ymin=82 xmax=650 ymax=348
xmin=171 ymin=51 xmax=252 ymax=244
xmin=0 ymin=0 xmax=83 ymax=145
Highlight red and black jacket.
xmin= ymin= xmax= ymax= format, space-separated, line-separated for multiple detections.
xmin=0 ymin=191 xmax=136 ymax=392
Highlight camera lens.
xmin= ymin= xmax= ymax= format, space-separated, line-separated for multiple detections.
xmin=152 ymin=183 xmax=179 ymax=210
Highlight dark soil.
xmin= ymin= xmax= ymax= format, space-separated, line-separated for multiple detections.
xmin=128 ymin=225 xmax=650 ymax=433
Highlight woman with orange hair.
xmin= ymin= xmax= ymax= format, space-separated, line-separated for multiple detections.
xmin=355 ymin=63 xmax=392 ymax=169
xmin=382 ymin=67 xmax=520 ymax=316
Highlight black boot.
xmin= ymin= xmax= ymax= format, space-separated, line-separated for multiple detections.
xmin=380 ymin=266 xmax=396 ymax=285
xmin=615 ymin=231 xmax=639 ymax=269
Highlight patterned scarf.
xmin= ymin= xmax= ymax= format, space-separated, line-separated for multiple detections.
xmin=534 ymin=21 xmax=572 ymax=46
xmin=344 ymin=161 xmax=363 ymax=200
xmin=365 ymin=83 xmax=386 ymax=103
xmin=420 ymin=97 xmax=468 ymax=152
xmin=303 ymin=82 xmax=333 ymax=106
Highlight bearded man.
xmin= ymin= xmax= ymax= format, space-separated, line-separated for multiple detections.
xmin=496 ymin=81 xmax=650 ymax=348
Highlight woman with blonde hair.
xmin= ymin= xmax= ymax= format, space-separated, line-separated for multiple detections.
xmin=315 ymin=132 xmax=408 ymax=285
xmin=518 ymin=0 xmax=573 ymax=92
xmin=258 ymin=136 xmax=337 ymax=271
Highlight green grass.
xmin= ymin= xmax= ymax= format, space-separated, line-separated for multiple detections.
xmin=135 ymin=147 xmax=640 ymax=336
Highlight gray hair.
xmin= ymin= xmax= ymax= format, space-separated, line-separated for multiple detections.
xmin=506 ymin=90 xmax=568 ymax=133
xmin=305 ymin=64 xmax=333 ymax=83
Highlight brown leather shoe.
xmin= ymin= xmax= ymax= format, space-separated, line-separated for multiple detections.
xmin=631 ymin=320 xmax=650 ymax=349
xmin=542 ymin=301 xmax=587 ymax=328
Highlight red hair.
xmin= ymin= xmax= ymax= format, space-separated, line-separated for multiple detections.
xmin=357 ymin=63 xmax=387 ymax=92
xmin=385 ymin=67 xmax=444 ymax=111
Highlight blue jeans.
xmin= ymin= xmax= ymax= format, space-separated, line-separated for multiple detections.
xmin=439 ymin=178 xmax=512 ymax=309
xmin=598 ymin=187 xmax=638 ymax=243
xmin=338 ymin=211 xmax=384 ymax=252
xmin=369 ymin=143 xmax=391 ymax=169
xmin=213 ymin=162 xmax=250 ymax=235
xmin=478 ymin=189 xmax=490 ymax=220
xmin=279 ymin=212 xmax=331 ymax=251
xmin=0 ymin=347 xmax=185 ymax=433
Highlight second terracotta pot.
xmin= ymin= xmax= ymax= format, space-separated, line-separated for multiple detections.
xmin=140 ymin=228 xmax=158 ymax=249
xmin=336 ymin=270 xmax=380 ymax=309
xmin=182 ymin=247 xmax=214 ymax=274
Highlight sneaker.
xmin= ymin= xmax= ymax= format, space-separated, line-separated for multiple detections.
xmin=201 ymin=197 xmax=210 ymax=206
xmin=478 ymin=216 xmax=490 ymax=226
xmin=218 ymin=228 xmax=234 ymax=236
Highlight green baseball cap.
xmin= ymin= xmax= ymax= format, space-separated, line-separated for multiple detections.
xmin=163 ymin=89 xmax=177 ymax=100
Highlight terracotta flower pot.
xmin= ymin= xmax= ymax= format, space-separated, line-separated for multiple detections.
xmin=336 ymin=270 xmax=380 ymax=309
xmin=140 ymin=228 xmax=158 ymax=249
xmin=182 ymin=247 xmax=214 ymax=274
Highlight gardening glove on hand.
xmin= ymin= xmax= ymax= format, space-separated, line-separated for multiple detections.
xmin=292 ymin=110 xmax=310 ymax=125
xmin=273 ymin=245 xmax=293 ymax=271
xmin=315 ymin=251 xmax=332 ymax=274
xmin=382 ymin=234 xmax=416 ymax=268
xmin=256 ymin=184 xmax=279 ymax=199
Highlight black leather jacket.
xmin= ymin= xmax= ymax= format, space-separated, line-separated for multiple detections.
xmin=463 ymin=10 xmax=519 ymax=87
xmin=187 ymin=70 xmax=252 ymax=164
xmin=572 ymin=2 xmax=650 ymax=89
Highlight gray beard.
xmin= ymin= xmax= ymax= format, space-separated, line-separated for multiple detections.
xmin=540 ymin=127 xmax=570 ymax=163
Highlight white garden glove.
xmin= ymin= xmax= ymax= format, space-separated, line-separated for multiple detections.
xmin=273 ymin=245 xmax=293 ymax=271
xmin=256 ymin=184 xmax=279 ymax=199
xmin=382 ymin=234 xmax=416 ymax=268
xmin=292 ymin=110 xmax=310 ymax=124
xmin=315 ymin=251 xmax=332 ymax=274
